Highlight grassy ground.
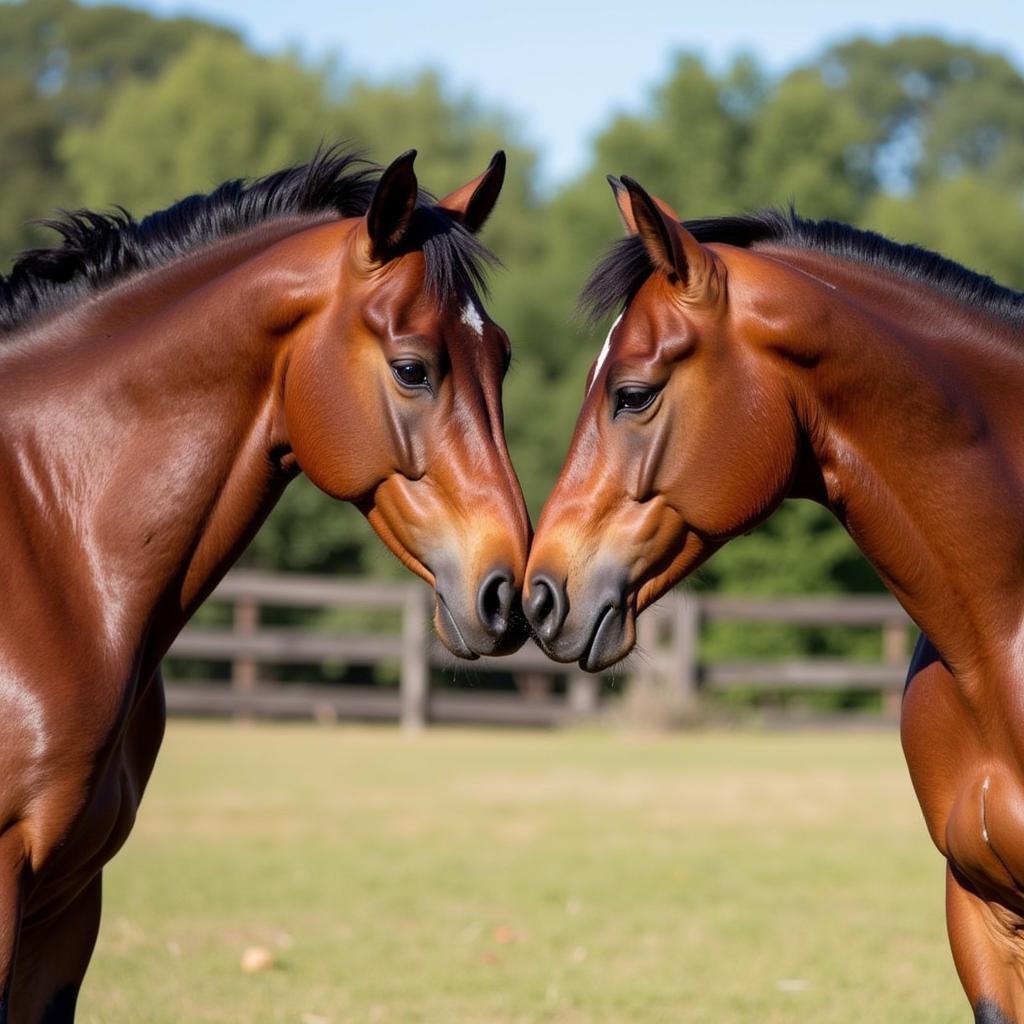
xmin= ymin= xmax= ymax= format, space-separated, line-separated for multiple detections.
xmin=80 ymin=723 xmax=964 ymax=1023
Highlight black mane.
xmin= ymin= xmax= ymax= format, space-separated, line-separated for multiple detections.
xmin=0 ymin=145 xmax=497 ymax=334
xmin=581 ymin=208 xmax=1024 ymax=328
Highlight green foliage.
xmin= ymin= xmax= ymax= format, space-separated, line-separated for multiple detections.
xmin=818 ymin=35 xmax=1024 ymax=192
xmin=240 ymin=477 xmax=412 ymax=586
xmin=60 ymin=37 xmax=333 ymax=210
xmin=595 ymin=54 xmax=751 ymax=211
xmin=742 ymin=67 xmax=875 ymax=219
xmin=3 ymin=3 xmax=1024 ymax=669
xmin=0 ymin=0 xmax=235 ymax=260
xmin=866 ymin=174 xmax=1024 ymax=289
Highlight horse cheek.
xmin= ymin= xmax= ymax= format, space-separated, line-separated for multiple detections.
xmin=284 ymin=344 xmax=386 ymax=502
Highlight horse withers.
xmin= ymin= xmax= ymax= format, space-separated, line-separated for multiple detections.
xmin=0 ymin=147 xmax=530 ymax=1021
xmin=525 ymin=174 xmax=1024 ymax=1022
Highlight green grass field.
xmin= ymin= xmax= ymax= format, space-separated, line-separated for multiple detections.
xmin=79 ymin=723 xmax=964 ymax=1023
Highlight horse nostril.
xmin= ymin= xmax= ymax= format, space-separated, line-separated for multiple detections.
xmin=528 ymin=579 xmax=554 ymax=624
xmin=477 ymin=568 xmax=515 ymax=638
xmin=525 ymin=573 xmax=568 ymax=643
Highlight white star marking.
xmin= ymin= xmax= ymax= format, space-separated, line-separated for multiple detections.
xmin=461 ymin=299 xmax=484 ymax=338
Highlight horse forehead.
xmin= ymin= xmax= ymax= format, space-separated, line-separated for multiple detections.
xmin=448 ymin=296 xmax=508 ymax=367
xmin=617 ymin=299 xmax=680 ymax=360
xmin=358 ymin=270 xmax=500 ymax=366
xmin=589 ymin=307 xmax=664 ymax=393
xmin=373 ymin=289 xmax=478 ymax=342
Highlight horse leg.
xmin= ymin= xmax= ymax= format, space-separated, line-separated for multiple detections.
xmin=947 ymin=863 xmax=1024 ymax=1023
xmin=904 ymin=635 xmax=1024 ymax=1021
xmin=8 ymin=874 xmax=102 ymax=1024
xmin=9 ymin=667 xmax=164 ymax=1023
xmin=0 ymin=828 xmax=27 ymax=1024
xmin=945 ymin=764 xmax=1024 ymax=1024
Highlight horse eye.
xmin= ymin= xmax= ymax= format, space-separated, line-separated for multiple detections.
xmin=392 ymin=361 xmax=429 ymax=389
xmin=615 ymin=386 xmax=659 ymax=415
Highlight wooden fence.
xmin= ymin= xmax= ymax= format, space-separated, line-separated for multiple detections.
xmin=165 ymin=571 xmax=915 ymax=728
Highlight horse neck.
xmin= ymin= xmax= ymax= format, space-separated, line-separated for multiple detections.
xmin=762 ymin=247 xmax=1024 ymax=683
xmin=0 ymin=218 xmax=345 ymax=661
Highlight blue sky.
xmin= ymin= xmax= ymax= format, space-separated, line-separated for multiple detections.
xmin=122 ymin=0 xmax=1024 ymax=185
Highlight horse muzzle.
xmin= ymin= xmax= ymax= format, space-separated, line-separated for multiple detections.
xmin=433 ymin=565 xmax=529 ymax=658
xmin=524 ymin=566 xmax=636 ymax=671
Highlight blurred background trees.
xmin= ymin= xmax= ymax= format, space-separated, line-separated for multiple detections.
xmin=4 ymin=1 xmax=1024 ymax=656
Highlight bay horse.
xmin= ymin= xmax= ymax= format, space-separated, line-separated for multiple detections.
xmin=0 ymin=146 xmax=530 ymax=1022
xmin=525 ymin=175 xmax=1024 ymax=1022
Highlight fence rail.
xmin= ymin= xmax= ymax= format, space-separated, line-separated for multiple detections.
xmin=165 ymin=571 xmax=915 ymax=727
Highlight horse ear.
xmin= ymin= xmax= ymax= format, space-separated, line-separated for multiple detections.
xmin=437 ymin=151 xmax=506 ymax=234
xmin=620 ymin=175 xmax=707 ymax=288
xmin=608 ymin=176 xmax=638 ymax=233
xmin=608 ymin=176 xmax=681 ymax=235
xmin=366 ymin=149 xmax=419 ymax=260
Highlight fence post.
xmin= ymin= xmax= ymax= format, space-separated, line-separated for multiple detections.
xmin=231 ymin=595 xmax=259 ymax=720
xmin=620 ymin=599 xmax=698 ymax=727
xmin=400 ymin=586 xmax=430 ymax=732
xmin=567 ymin=671 xmax=599 ymax=719
xmin=672 ymin=595 xmax=700 ymax=712
xmin=882 ymin=617 xmax=909 ymax=720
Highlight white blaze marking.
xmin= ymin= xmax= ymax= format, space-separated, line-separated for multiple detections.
xmin=461 ymin=299 xmax=484 ymax=338
xmin=589 ymin=312 xmax=623 ymax=393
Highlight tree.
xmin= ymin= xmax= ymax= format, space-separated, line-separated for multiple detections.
xmin=0 ymin=0 xmax=235 ymax=263
xmin=60 ymin=37 xmax=334 ymax=210
xmin=867 ymin=175 xmax=1024 ymax=290
xmin=741 ymin=67 xmax=874 ymax=220
xmin=817 ymin=36 xmax=1024 ymax=193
